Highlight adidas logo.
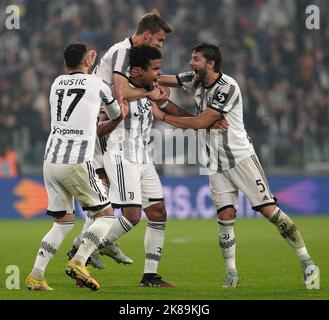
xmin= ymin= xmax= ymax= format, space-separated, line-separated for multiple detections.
xmin=38 ymin=251 xmax=44 ymax=257
xmin=263 ymin=195 xmax=269 ymax=201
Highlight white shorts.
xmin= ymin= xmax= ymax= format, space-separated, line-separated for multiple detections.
xmin=209 ymin=154 xmax=276 ymax=212
xmin=43 ymin=161 xmax=111 ymax=217
xmin=93 ymin=135 xmax=110 ymax=170
xmin=104 ymin=153 xmax=163 ymax=209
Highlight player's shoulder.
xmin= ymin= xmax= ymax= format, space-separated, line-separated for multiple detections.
xmin=52 ymin=74 xmax=64 ymax=83
xmin=117 ymin=37 xmax=132 ymax=49
xmin=51 ymin=74 xmax=66 ymax=88
xmin=218 ymin=73 xmax=239 ymax=87
xmin=109 ymin=38 xmax=132 ymax=54
xmin=98 ymin=38 xmax=130 ymax=63
xmin=87 ymin=74 xmax=108 ymax=87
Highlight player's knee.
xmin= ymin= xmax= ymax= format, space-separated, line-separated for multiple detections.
xmin=144 ymin=202 xmax=167 ymax=222
xmin=217 ymin=205 xmax=236 ymax=221
xmin=55 ymin=213 xmax=75 ymax=223
xmin=94 ymin=206 xmax=114 ymax=219
xmin=122 ymin=207 xmax=142 ymax=226
xmin=259 ymin=204 xmax=278 ymax=219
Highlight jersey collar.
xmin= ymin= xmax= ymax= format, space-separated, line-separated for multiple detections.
xmin=67 ymin=71 xmax=84 ymax=75
xmin=203 ymin=73 xmax=222 ymax=89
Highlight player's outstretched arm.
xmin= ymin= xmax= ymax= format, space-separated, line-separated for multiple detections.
xmin=113 ymin=74 xmax=166 ymax=102
xmin=152 ymin=102 xmax=222 ymax=129
xmin=113 ymin=73 xmax=150 ymax=101
xmin=160 ymin=100 xmax=229 ymax=131
xmin=97 ymin=107 xmax=125 ymax=137
xmin=158 ymin=75 xmax=181 ymax=87
xmin=162 ymin=100 xmax=194 ymax=117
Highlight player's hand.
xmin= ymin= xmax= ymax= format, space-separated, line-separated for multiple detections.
xmin=118 ymin=96 xmax=128 ymax=119
xmin=147 ymin=86 xmax=162 ymax=101
xmin=148 ymin=85 xmax=170 ymax=103
xmin=158 ymin=85 xmax=170 ymax=102
xmin=130 ymin=67 xmax=140 ymax=79
xmin=150 ymin=100 xmax=166 ymax=120
xmin=88 ymin=49 xmax=97 ymax=67
xmin=209 ymin=117 xmax=229 ymax=132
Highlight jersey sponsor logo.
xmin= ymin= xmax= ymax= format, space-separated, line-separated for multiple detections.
xmin=133 ymin=101 xmax=152 ymax=117
xmin=212 ymin=92 xmax=228 ymax=107
xmin=52 ymin=126 xmax=84 ymax=136
xmin=128 ymin=192 xmax=134 ymax=200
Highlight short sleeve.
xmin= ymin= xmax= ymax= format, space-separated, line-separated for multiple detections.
xmin=99 ymin=80 xmax=115 ymax=105
xmin=112 ymin=47 xmax=130 ymax=79
xmin=176 ymin=71 xmax=196 ymax=92
xmin=209 ymin=84 xmax=239 ymax=113
xmin=99 ymin=80 xmax=121 ymax=119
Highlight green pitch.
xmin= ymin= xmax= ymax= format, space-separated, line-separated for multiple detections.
xmin=0 ymin=217 xmax=328 ymax=300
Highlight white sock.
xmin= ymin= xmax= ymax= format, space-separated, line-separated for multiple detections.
xmin=217 ymin=219 xmax=237 ymax=273
xmin=73 ymin=212 xmax=94 ymax=248
xmin=31 ymin=221 xmax=74 ymax=280
xmin=100 ymin=215 xmax=134 ymax=248
xmin=144 ymin=221 xmax=166 ymax=274
xmin=268 ymin=207 xmax=311 ymax=262
xmin=73 ymin=216 xmax=115 ymax=265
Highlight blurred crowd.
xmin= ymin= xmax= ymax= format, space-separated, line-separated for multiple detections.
xmin=0 ymin=0 xmax=328 ymax=175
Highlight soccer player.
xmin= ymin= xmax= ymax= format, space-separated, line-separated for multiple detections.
xmin=152 ymin=43 xmax=320 ymax=290
xmin=97 ymin=45 xmax=174 ymax=287
xmin=26 ymin=43 xmax=124 ymax=291
xmin=69 ymin=9 xmax=173 ymax=267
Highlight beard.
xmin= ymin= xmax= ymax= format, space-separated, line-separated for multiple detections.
xmin=196 ymin=68 xmax=207 ymax=82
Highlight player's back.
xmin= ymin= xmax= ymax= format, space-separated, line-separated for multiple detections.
xmin=93 ymin=37 xmax=133 ymax=83
xmin=44 ymin=73 xmax=109 ymax=165
xmin=91 ymin=38 xmax=133 ymax=165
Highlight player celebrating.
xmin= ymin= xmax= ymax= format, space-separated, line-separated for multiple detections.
xmin=97 ymin=45 xmax=174 ymax=287
xmin=153 ymin=43 xmax=320 ymax=290
xmin=69 ymin=9 xmax=173 ymax=268
xmin=26 ymin=43 xmax=124 ymax=291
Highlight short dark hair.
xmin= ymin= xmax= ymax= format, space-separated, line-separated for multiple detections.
xmin=64 ymin=43 xmax=88 ymax=68
xmin=193 ymin=43 xmax=223 ymax=72
xmin=136 ymin=9 xmax=172 ymax=35
xmin=129 ymin=45 xmax=162 ymax=70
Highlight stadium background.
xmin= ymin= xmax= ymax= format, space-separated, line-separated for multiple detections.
xmin=0 ymin=0 xmax=328 ymax=301
xmin=1 ymin=0 xmax=328 ymax=219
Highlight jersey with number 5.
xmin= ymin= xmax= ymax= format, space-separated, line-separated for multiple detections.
xmin=44 ymin=72 xmax=118 ymax=164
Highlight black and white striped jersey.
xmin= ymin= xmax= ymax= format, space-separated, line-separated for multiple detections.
xmin=92 ymin=37 xmax=133 ymax=83
xmin=177 ymin=71 xmax=255 ymax=172
xmin=91 ymin=37 xmax=133 ymax=164
xmin=44 ymin=73 xmax=119 ymax=164
xmin=106 ymin=84 xmax=153 ymax=164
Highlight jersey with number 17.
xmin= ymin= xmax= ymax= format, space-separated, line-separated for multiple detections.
xmin=44 ymin=72 xmax=118 ymax=165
